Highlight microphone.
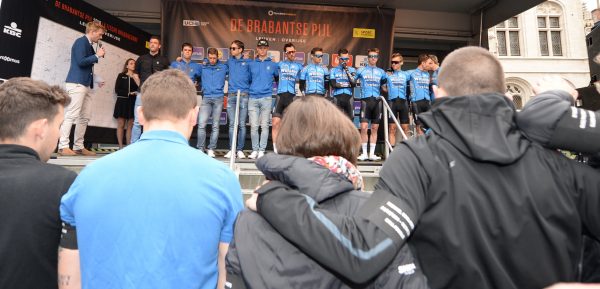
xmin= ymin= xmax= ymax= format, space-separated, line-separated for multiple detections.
xmin=98 ymin=41 xmax=104 ymax=58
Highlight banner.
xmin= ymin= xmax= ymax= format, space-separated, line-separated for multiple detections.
xmin=161 ymin=0 xmax=395 ymax=71
xmin=0 ymin=0 xmax=150 ymax=132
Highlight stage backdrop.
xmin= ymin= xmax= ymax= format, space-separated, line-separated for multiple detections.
xmin=161 ymin=0 xmax=396 ymax=75
xmin=0 ymin=0 xmax=150 ymax=131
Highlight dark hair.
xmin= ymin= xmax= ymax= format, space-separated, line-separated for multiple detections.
xmin=121 ymin=58 xmax=136 ymax=74
xmin=207 ymin=47 xmax=218 ymax=56
xmin=0 ymin=78 xmax=70 ymax=140
xmin=284 ymin=43 xmax=295 ymax=51
xmin=181 ymin=42 xmax=193 ymax=51
xmin=311 ymin=47 xmax=323 ymax=55
xmin=367 ymin=48 xmax=379 ymax=54
xmin=338 ymin=48 xmax=349 ymax=55
xmin=149 ymin=36 xmax=160 ymax=43
xmin=277 ymin=96 xmax=361 ymax=164
xmin=438 ymin=46 xmax=505 ymax=96
xmin=141 ymin=69 xmax=197 ymax=121
xmin=231 ymin=40 xmax=244 ymax=51
xmin=417 ymin=54 xmax=430 ymax=65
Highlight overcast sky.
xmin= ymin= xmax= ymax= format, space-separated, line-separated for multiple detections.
xmin=584 ymin=0 xmax=599 ymax=10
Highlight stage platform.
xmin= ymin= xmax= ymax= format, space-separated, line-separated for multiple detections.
xmin=49 ymin=149 xmax=383 ymax=198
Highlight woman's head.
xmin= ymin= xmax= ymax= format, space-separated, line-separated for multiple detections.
xmin=122 ymin=58 xmax=136 ymax=73
xmin=276 ymin=96 xmax=361 ymax=164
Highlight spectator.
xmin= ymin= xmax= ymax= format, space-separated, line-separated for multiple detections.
xmin=247 ymin=47 xmax=600 ymax=289
xmin=226 ymin=96 xmax=429 ymax=289
xmin=113 ymin=58 xmax=140 ymax=149
xmin=60 ymin=69 xmax=243 ymax=289
xmin=0 ymin=77 xmax=77 ymax=289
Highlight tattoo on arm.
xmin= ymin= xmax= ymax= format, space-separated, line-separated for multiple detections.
xmin=58 ymin=275 xmax=71 ymax=286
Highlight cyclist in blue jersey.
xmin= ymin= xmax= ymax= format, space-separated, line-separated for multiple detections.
xmin=170 ymin=43 xmax=202 ymax=90
xmin=384 ymin=53 xmax=411 ymax=145
xmin=272 ymin=43 xmax=303 ymax=152
xmin=330 ymin=48 xmax=357 ymax=119
xmin=356 ymin=48 xmax=387 ymax=161
xmin=408 ymin=54 xmax=435 ymax=135
xmin=197 ymin=47 xmax=228 ymax=157
xmin=224 ymin=40 xmax=252 ymax=160
xmin=299 ymin=47 xmax=330 ymax=97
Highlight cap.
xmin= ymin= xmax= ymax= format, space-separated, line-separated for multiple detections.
xmin=257 ymin=39 xmax=269 ymax=47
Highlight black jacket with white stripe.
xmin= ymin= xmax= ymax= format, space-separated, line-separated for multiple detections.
xmin=227 ymin=154 xmax=429 ymax=289
xmin=257 ymin=92 xmax=600 ymax=289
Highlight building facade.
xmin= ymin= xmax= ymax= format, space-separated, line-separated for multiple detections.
xmin=488 ymin=0 xmax=590 ymax=108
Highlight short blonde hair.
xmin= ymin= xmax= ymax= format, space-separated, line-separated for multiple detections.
xmin=85 ymin=21 xmax=105 ymax=33
xmin=140 ymin=69 xmax=197 ymax=121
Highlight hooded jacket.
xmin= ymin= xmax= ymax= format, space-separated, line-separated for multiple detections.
xmin=227 ymin=154 xmax=429 ymax=289
xmin=256 ymin=93 xmax=600 ymax=289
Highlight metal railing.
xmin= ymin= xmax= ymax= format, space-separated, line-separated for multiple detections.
xmin=380 ymin=96 xmax=408 ymax=160
xmin=228 ymin=90 xmax=241 ymax=169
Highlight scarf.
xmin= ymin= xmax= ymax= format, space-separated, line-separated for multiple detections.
xmin=308 ymin=155 xmax=364 ymax=190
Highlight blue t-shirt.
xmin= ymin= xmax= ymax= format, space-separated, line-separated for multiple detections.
xmin=226 ymin=56 xmax=251 ymax=94
xmin=170 ymin=60 xmax=202 ymax=84
xmin=385 ymin=70 xmax=411 ymax=100
xmin=356 ymin=65 xmax=387 ymax=99
xmin=330 ymin=65 xmax=357 ymax=96
xmin=60 ymin=130 xmax=243 ymax=289
xmin=300 ymin=63 xmax=329 ymax=95
xmin=277 ymin=60 xmax=302 ymax=95
xmin=201 ymin=61 xmax=228 ymax=98
xmin=408 ymin=68 xmax=432 ymax=101
xmin=249 ymin=57 xmax=278 ymax=98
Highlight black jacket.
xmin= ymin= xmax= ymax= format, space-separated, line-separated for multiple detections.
xmin=257 ymin=93 xmax=600 ymax=289
xmin=0 ymin=145 xmax=77 ymax=289
xmin=114 ymin=73 xmax=139 ymax=97
xmin=135 ymin=53 xmax=170 ymax=86
xmin=228 ymin=154 xmax=429 ymax=289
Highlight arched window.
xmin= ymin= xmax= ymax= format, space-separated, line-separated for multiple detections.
xmin=537 ymin=1 xmax=564 ymax=56
xmin=506 ymin=83 xmax=525 ymax=109
xmin=494 ymin=17 xmax=521 ymax=56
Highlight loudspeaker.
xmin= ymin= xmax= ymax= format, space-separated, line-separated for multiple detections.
xmin=577 ymin=86 xmax=600 ymax=111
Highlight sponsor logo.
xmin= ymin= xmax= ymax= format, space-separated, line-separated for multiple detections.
xmin=3 ymin=22 xmax=22 ymax=38
xmin=267 ymin=50 xmax=280 ymax=62
xmin=397 ymin=263 xmax=417 ymax=275
xmin=183 ymin=20 xmax=200 ymax=26
xmin=355 ymin=55 xmax=368 ymax=68
xmin=183 ymin=20 xmax=210 ymax=27
xmin=0 ymin=55 xmax=20 ymax=64
xmin=353 ymin=28 xmax=376 ymax=39
xmin=267 ymin=10 xmax=297 ymax=17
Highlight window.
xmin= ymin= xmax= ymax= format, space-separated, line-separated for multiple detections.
xmin=507 ymin=83 xmax=525 ymax=109
xmin=494 ymin=17 xmax=521 ymax=56
xmin=537 ymin=2 xmax=563 ymax=56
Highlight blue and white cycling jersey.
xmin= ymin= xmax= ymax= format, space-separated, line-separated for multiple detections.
xmin=300 ymin=64 xmax=329 ymax=95
xmin=408 ymin=68 xmax=432 ymax=102
xmin=356 ymin=65 xmax=387 ymax=99
xmin=277 ymin=60 xmax=303 ymax=95
xmin=330 ymin=65 xmax=357 ymax=96
xmin=385 ymin=70 xmax=411 ymax=100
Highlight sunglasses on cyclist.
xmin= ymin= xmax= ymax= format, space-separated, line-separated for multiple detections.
xmin=391 ymin=61 xmax=401 ymax=65
xmin=339 ymin=57 xmax=350 ymax=61
xmin=286 ymin=50 xmax=296 ymax=54
xmin=229 ymin=47 xmax=239 ymax=50
xmin=313 ymin=54 xmax=324 ymax=58
xmin=368 ymin=54 xmax=379 ymax=59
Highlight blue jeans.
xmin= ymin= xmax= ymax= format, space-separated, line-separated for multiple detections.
xmin=227 ymin=92 xmax=249 ymax=152
xmin=248 ymin=96 xmax=272 ymax=152
xmin=197 ymin=97 xmax=224 ymax=150
xmin=130 ymin=94 xmax=142 ymax=143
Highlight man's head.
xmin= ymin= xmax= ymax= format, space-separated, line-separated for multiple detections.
xmin=181 ymin=43 xmax=193 ymax=61
xmin=85 ymin=22 xmax=105 ymax=43
xmin=277 ymin=96 xmax=361 ymax=164
xmin=256 ymin=39 xmax=269 ymax=58
xmin=417 ymin=54 xmax=434 ymax=70
xmin=207 ymin=47 xmax=218 ymax=65
xmin=311 ymin=47 xmax=324 ymax=64
xmin=284 ymin=43 xmax=296 ymax=62
xmin=139 ymin=69 xmax=199 ymax=138
xmin=0 ymin=78 xmax=70 ymax=161
xmin=436 ymin=46 xmax=505 ymax=98
xmin=148 ymin=36 xmax=161 ymax=54
xmin=429 ymin=54 xmax=440 ymax=70
xmin=230 ymin=40 xmax=244 ymax=57
xmin=367 ymin=48 xmax=379 ymax=67
xmin=391 ymin=53 xmax=404 ymax=71
xmin=338 ymin=48 xmax=350 ymax=67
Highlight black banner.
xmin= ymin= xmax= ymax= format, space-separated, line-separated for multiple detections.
xmin=0 ymin=0 xmax=150 ymax=79
xmin=161 ymin=0 xmax=395 ymax=69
